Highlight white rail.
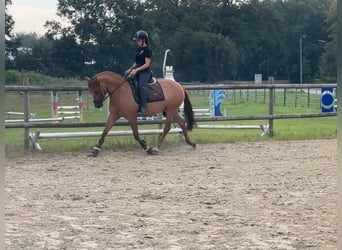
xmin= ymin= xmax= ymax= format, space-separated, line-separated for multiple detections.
xmin=29 ymin=128 xmax=183 ymax=150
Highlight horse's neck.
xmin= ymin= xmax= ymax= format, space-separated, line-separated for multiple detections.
xmin=108 ymin=78 xmax=134 ymax=103
xmin=100 ymin=74 xmax=125 ymax=92
xmin=115 ymin=80 xmax=130 ymax=94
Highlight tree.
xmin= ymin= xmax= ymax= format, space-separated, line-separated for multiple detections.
xmin=231 ymin=0 xmax=284 ymax=80
xmin=9 ymin=33 xmax=44 ymax=72
xmin=5 ymin=0 xmax=14 ymax=38
xmin=45 ymin=35 xmax=85 ymax=77
xmin=7 ymin=0 xmax=334 ymax=83
xmin=5 ymin=0 xmax=15 ymax=63
xmin=275 ymin=0 xmax=332 ymax=82
xmin=169 ymin=28 xmax=238 ymax=82
xmin=45 ymin=0 xmax=144 ymax=75
xmin=319 ymin=0 xmax=336 ymax=82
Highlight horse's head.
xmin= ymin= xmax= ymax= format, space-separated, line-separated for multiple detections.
xmin=86 ymin=76 xmax=106 ymax=108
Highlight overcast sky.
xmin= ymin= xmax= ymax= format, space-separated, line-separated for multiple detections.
xmin=8 ymin=0 xmax=61 ymax=35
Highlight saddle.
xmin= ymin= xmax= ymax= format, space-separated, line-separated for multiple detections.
xmin=127 ymin=73 xmax=165 ymax=105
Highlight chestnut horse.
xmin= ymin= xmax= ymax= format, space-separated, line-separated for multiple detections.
xmin=86 ymin=71 xmax=196 ymax=156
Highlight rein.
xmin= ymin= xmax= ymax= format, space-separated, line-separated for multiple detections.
xmin=102 ymin=77 xmax=129 ymax=101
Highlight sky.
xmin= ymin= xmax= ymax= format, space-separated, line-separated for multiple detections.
xmin=7 ymin=0 xmax=61 ymax=35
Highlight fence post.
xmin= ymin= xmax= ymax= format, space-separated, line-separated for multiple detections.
xmin=23 ymin=77 xmax=30 ymax=150
xmin=78 ymin=90 xmax=84 ymax=122
xmin=51 ymin=90 xmax=58 ymax=118
xmin=283 ymin=88 xmax=287 ymax=106
xmin=307 ymin=88 xmax=310 ymax=108
xmin=268 ymin=77 xmax=274 ymax=137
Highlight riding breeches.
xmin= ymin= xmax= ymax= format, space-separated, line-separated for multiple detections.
xmin=137 ymin=71 xmax=151 ymax=108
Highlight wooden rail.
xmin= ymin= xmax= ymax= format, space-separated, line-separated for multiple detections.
xmin=5 ymin=83 xmax=337 ymax=91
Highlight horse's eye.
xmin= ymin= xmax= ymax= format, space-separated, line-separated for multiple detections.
xmin=94 ymin=91 xmax=99 ymax=95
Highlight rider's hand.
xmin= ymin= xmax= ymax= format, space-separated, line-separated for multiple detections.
xmin=130 ymin=69 xmax=138 ymax=77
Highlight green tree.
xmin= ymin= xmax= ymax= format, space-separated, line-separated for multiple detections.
xmin=319 ymin=0 xmax=336 ymax=82
xmin=5 ymin=0 xmax=15 ymax=65
xmin=169 ymin=28 xmax=238 ymax=82
xmin=7 ymin=0 xmax=333 ymax=83
xmin=45 ymin=0 xmax=144 ymax=76
xmin=47 ymin=35 xmax=85 ymax=77
xmin=275 ymin=0 xmax=332 ymax=82
xmin=232 ymin=0 xmax=283 ymax=80
xmin=9 ymin=33 xmax=42 ymax=72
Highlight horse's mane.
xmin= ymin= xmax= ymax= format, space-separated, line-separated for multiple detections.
xmin=94 ymin=71 xmax=124 ymax=82
xmin=89 ymin=71 xmax=125 ymax=96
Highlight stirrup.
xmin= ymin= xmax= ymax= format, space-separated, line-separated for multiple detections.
xmin=138 ymin=107 xmax=148 ymax=116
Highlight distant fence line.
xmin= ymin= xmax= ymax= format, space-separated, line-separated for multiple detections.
xmin=4 ymin=83 xmax=337 ymax=92
xmin=5 ymin=81 xmax=335 ymax=107
xmin=5 ymin=81 xmax=337 ymax=150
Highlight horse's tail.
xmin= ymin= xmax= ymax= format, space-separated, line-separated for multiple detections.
xmin=183 ymin=89 xmax=196 ymax=131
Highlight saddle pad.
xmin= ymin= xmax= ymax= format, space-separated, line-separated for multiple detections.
xmin=147 ymin=81 xmax=164 ymax=103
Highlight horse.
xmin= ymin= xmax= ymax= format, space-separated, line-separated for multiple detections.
xmin=86 ymin=71 xmax=196 ymax=156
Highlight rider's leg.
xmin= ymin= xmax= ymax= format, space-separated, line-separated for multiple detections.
xmin=138 ymin=72 xmax=150 ymax=115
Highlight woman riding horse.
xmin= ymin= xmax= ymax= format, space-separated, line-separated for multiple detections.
xmin=87 ymin=71 xmax=196 ymax=156
xmin=125 ymin=30 xmax=152 ymax=116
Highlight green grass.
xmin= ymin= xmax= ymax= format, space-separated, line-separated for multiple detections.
xmin=5 ymin=89 xmax=337 ymax=156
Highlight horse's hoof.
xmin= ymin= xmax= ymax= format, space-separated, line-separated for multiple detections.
xmin=192 ymin=143 xmax=196 ymax=149
xmin=151 ymin=147 xmax=159 ymax=155
xmin=146 ymin=147 xmax=158 ymax=155
xmin=89 ymin=147 xmax=100 ymax=157
xmin=146 ymin=147 xmax=152 ymax=155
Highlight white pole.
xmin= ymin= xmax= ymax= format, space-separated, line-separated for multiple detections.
xmin=162 ymin=49 xmax=171 ymax=78
xmin=300 ymin=36 xmax=303 ymax=84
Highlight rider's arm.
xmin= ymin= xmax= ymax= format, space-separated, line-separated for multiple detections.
xmin=128 ymin=63 xmax=138 ymax=70
xmin=134 ymin=57 xmax=151 ymax=72
xmin=126 ymin=63 xmax=137 ymax=76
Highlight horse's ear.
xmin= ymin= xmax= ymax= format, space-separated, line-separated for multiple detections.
xmin=86 ymin=77 xmax=93 ymax=89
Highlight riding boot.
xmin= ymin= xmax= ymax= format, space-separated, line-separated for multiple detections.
xmin=140 ymin=86 xmax=148 ymax=115
xmin=137 ymin=71 xmax=150 ymax=116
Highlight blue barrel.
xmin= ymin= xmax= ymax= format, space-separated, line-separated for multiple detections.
xmin=321 ymin=88 xmax=335 ymax=113
xmin=213 ymin=89 xmax=228 ymax=116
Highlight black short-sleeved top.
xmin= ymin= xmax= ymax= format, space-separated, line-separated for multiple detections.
xmin=135 ymin=46 xmax=152 ymax=72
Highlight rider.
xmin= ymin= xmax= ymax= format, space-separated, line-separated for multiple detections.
xmin=126 ymin=30 xmax=152 ymax=115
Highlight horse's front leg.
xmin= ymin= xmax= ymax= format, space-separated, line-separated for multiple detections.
xmin=90 ymin=113 xmax=118 ymax=157
xmin=129 ymin=119 xmax=157 ymax=155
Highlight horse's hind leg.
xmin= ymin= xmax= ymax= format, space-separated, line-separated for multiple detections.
xmin=129 ymin=119 xmax=155 ymax=155
xmin=173 ymin=112 xmax=196 ymax=148
xmin=157 ymin=109 xmax=196 ymax=149
xmin=157 ymin=110 xmax=175 ymax=149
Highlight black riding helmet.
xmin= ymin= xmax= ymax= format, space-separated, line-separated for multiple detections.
xmin=133 ymin=30 xmax=149 ymax=44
